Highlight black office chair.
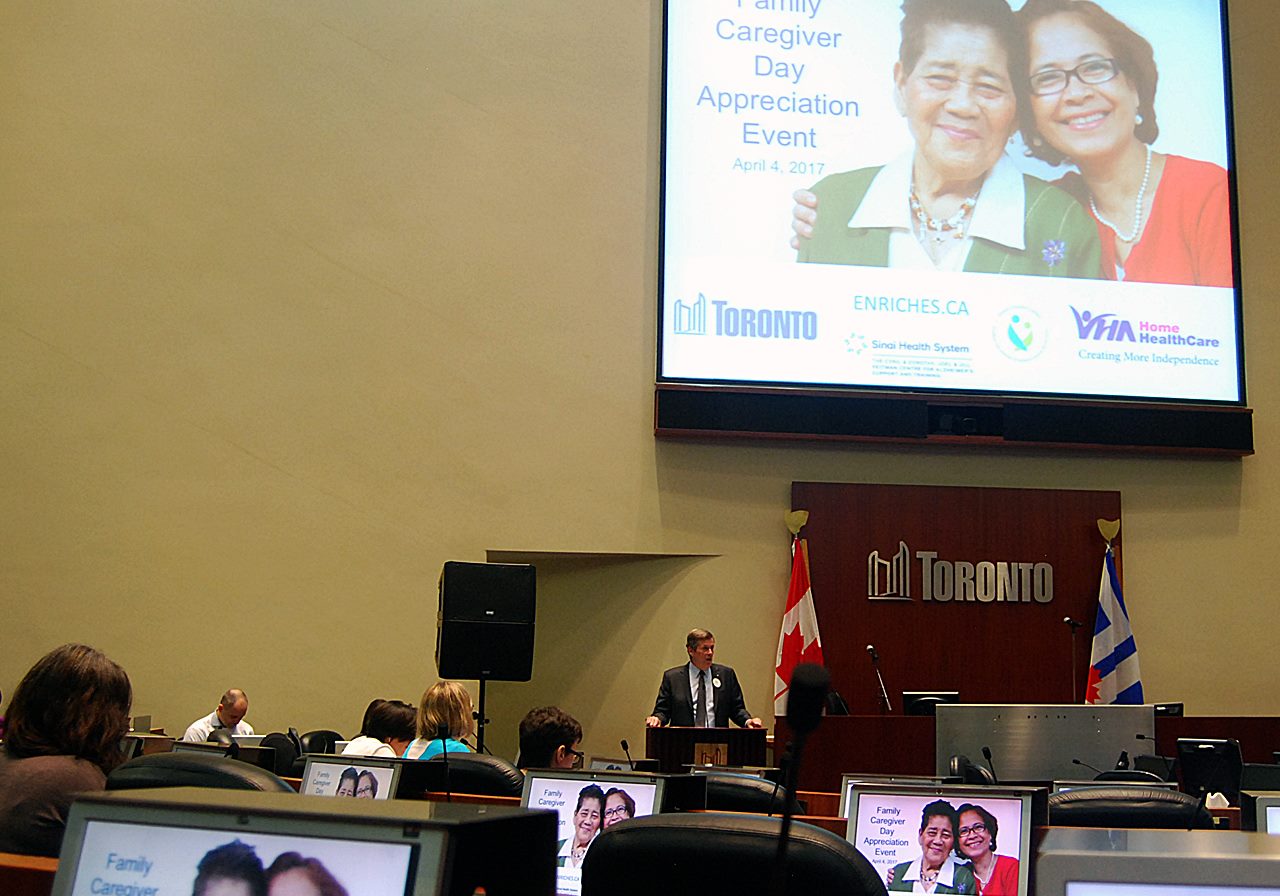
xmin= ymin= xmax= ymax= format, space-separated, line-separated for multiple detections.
xmin=1048 ymin=786 xmax=1214 ymax=829
xmin=1093 ymin=769 xmax=1167 ymax=784
xmin=300 ymin=729 xmax=343 ymax=754
xmin=107 ymin=750 xmax=295 ymax=792
xmin=424 ymin=752 xmax=524 ymax=797
xmin=259 ymin=732 xmax=303 ymax=778
xmin=702 ymin=771 xmax=804 ymax=815
xmin=205 ymin=729 xmax=239 ymax=756
xmin=581 ymin=813 xmax=887 ymax=896
xmin=948 ymin=754 xmax=996 ymax=785
xmin=1134 ymin=753 xmax=1177 ymax=782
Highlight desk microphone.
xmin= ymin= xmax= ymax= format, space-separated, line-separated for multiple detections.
xmin=865 ymin=645 xmax=892 ymax=713
xmin=437 ymin=722 xmax=452 ymax=803
xmin=621 ymin=739 xmax=635 ymax=771
xmin=1063 ymin=616 xmax=1085 ymax=631
xmin=1072 ymin=757 xmax=1105 ymax=775
xmin=771 ymin=663 xmax=829 ymax=896
xmin=981 ymin=746 xmax=999 ymax=783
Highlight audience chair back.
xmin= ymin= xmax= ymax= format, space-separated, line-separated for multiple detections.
xmin=1048 ymin=786 xmax=1214 ymax=829
xmin=106 ymin=751 xmax=295 ymax=793
xmin=580 ymin=812 xmax=887 ymax=896
xmin=425 ymin=752 xmax=524 ymax=797
xmin=300 ymin=729 xmax=343 ymax=754
xmin=259 ymin=732 xmax=303 ymax=778
xmin=1093 ymin=769 xmax=1167 ymax=784
xmin=702 ymin=771 xmax=804 ymax=815
xmin=948 ymin=754 xmax=996 ymax=785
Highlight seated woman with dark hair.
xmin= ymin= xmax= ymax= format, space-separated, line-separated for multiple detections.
xmin=0 ymin=643 xmax=133 ymax=856
xmin=342 ymin=699 xmax=415 ymax=758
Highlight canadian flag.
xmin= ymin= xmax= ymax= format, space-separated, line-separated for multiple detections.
xmin=774 ymin=536 xmax=826 ymax=715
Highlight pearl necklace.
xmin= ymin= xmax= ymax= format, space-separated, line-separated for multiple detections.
xmin=1090 ymin=143 xmax=1152 ymax=243
xmin=910 ymin=186 xmax=978 ymax=244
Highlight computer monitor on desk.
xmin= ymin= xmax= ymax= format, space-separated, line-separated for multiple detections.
xmin=521 ymin=769 xmax=671 ymax=896
xmin=1241 ymin=791 xmax=1280 ymax=833
xmin=301 ymin=755 xmax=400 ymax=800
xmin=844 ymin=782 xmax=1042 ymax=896
xmin=1036 ymin=827 xmax=1280 ymax=895
xmin=51 ymin=786 xmax=556 ymax=896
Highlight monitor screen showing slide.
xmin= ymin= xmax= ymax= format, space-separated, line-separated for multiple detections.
xmin=659 ymin=0 xmax=1243 ymax=406
xmin=845 ymin=784 xmax=1033 ymax=895
xmin=301 ymin=755 xmax=400 ymax=801
xmin=52 ymin=795 xmax=442 ymax=896
xmin=522 ymin=770 xmax=663 ymax=896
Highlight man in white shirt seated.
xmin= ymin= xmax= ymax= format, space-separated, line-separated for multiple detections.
xmin=342 ymin=699 xmax=416 ymax=758
xmin=182 ymin=688 xmax=254 ymax=742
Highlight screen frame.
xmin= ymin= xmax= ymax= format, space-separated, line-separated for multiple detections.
xmin=301 ymin=754 xmax=403 ymax=801
xmin=843 ymin=782 xmax=1039 ymax=896
xmin=51 ymin=791 xmax=442 ymax=896
xmin=654 ymin=0 xmax=1252 ymax=455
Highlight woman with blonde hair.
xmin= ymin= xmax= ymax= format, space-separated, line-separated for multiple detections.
xmin=402 ymin=681 xmax=474 ymax=760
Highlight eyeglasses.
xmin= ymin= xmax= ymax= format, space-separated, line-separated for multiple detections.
xmin=568 ymin=748 xmax=584 ymax=768
xmin=958 ymin=822 xmax=988 ymax=837
xmin=604 ymin=806 xmax=630 ymax=819
xmin=1029 ymin=58 xmax=1120 ymax=96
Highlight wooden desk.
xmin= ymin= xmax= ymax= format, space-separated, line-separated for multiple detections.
xmin=0 ymin=852 xmax=57 ymax=896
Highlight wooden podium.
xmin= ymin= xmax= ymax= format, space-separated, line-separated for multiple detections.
xmin=645 ymin=726 xmax=767 ymax=773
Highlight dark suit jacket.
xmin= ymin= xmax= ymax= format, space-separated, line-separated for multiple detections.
xmin=649 ymin=663 xmax=752 ymax=727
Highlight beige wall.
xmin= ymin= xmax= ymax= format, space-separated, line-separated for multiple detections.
xmin=1 ymin=1 xmax=1276 ymax=764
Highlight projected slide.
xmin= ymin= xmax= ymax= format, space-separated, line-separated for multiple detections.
xmin=660 ymin=0 xmax=1241 ymax=403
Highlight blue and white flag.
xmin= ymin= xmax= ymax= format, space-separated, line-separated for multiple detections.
xmin=1085 ymin=545 xmax=1144 ymax=704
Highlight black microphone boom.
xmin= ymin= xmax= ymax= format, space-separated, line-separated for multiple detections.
xmin=981 ymin=746 xmax=999 ymax=783
xmin=1071 ymin=757 xmax=1104 ymax=775
xmin=621 ymin=738 xmax=635 ymax=771
xmin=437 ymin=722 xmax=452 ymax=803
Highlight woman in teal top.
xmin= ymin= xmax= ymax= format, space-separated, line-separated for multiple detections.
xmin=402 ymin=680 xmax=475 ymax=760
xmin=796 ymin=0 xmax=1100 ymax=278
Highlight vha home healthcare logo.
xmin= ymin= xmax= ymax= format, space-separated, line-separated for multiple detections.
xmin=1071 ymin=307 xmax=1135 ymax=342
xmin=672 ymin=293 xmax=818 ymax=340
xmin=993 ymin=306 xmax=1047 ymax=361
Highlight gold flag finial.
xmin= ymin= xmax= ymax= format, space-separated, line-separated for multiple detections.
xmin=1097 ymin=518 xmax=1120 ymax=545
xmin=785 ymin=510 xmax=809 ymax=536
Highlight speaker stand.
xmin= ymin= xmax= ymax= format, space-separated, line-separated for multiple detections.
xmin=476 ymin=675 xmax=491 ymax=754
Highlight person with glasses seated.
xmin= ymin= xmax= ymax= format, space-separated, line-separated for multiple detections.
xmin=1017 ymin=0 xmax=1231 ymax=286
xmin=955 ymin=803 xmax=1019 ymax=895
xmin=517 ymin=705 xmax=583 ymax=769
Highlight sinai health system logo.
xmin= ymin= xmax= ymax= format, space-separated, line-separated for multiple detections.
xmin=673 ymin=293 xmax=817 ymax=340
xmin=867 ymin=541 xmax=1053 ymax=604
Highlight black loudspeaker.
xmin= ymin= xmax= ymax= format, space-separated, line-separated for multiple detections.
xmin=436 ymin=561 xmax=536 ymax=681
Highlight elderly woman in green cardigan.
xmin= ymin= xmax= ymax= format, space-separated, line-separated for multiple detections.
xmin=796 ymin=0 xmax=1100 ymax=279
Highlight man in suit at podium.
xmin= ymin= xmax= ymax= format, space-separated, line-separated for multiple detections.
xmin=645 ymin=629 xmax=763 ymax=729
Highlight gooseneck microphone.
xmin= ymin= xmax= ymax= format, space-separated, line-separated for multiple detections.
xmin=771 ymin=663 xmax=830 ymax=896
xmin=981 ymin=746 xmax=999 ymax=783
xmin=1072 ymin=757 xmax=1105 ymax=776
xmin=437 ymin=722 xmax=452 ymax=803
xmin=621 ymin=739 xmax=635 ymax=771
xmin=866 ymin=644 xmax=892 ymax=714
xmin=1063 ymin=617 xmax=1085 ymax=631
xmin=1063 ymin=618 xmax=1085 ymax=702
